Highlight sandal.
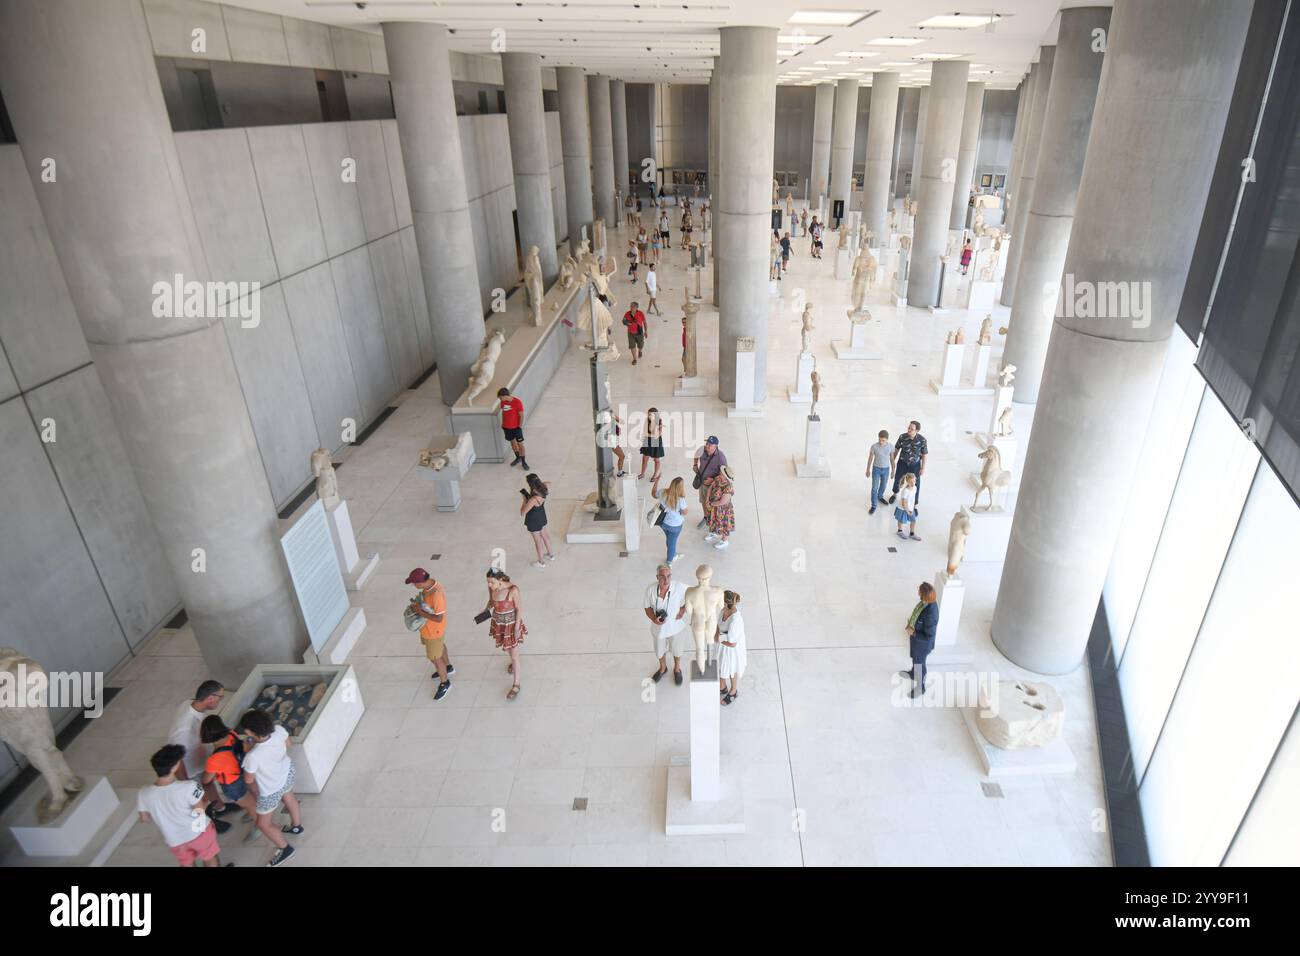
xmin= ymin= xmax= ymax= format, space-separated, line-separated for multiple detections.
xmin=506 ymin=684 xmax=520 ymax=701
xmin=721 ymin=693 xmax=734 ymax=706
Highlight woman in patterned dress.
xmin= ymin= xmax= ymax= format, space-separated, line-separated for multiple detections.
xmin=483 ymin=569 xmax=527 ymax=700
xmin=704 ymin=464 xmax=736 ymax=550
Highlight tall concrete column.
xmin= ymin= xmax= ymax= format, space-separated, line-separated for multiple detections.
xmin=893 ymin=88 xmax=917 ymax=199
xmin=1003 ymin=7 xmax=1112 ymax=404
xmin=907 ymin=61 xmax=970 ymax=308
xmin=949 ymin=81 xmax=986 ymax=229
xmin=829 ymin=78 xmax=860 ymax=226
xmin=0 ymin=0 xmax=303 ymax=683
xmin=1000 ymin=45 xmax=1055 ymax=307
xmin=709 ymin=62 xmax=721 ymax=305
xmin=1004 ymin=65 xmax=1036 ymax=222
xmin=384 ymin=23 xmax=487 ymax=405
xmin=910 ymin=87 xmax=930 ymax=198
xmin=809 ymin=82 xmax=835 ymax=206
xmin=717 ymin=26 xmax=777 ymax=402
xmin=862 ymin=72 xmax=900 ymax=242
xmin=587 ymin=74 xmax=616 ymax=230
xmin=611 ymin=79 xmax=629 ymax=215
xmin=557 ymin=67 xmax=594 ymax=255
xmin=502 ymin=52 xmax=560 ymax=284
xmin=992 ymin=0 xmax=1251 ymax=674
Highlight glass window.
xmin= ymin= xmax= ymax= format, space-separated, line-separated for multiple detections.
xmin=1141 ymin=462 xmax=1300 ymax=866
xmin=1119 ymin=390 xmax=1258 ymax=782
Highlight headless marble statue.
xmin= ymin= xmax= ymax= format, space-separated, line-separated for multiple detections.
xmin=947 ymin=511 xmax=972 ymax=576
xmin=810 ymin=364 xmax=823 ymax=418
xmin=0 ymin=649 xmax=84 ymax=823
xmin=523 ymin=245 xmax=544 ymax=326
xmin=979 ymin=315 xmax=993 ymax=345
xmin=800 ymin=304 xmax=815 ymax=353
xmin=465 ymin=329 xmax=507 ymax=404
xmin=310 ymin=447 xmax=339 ymax=509
xmin=682 ymin=293 xmax=699 ymax=378
xmin=683 ymin=564 xmax=725 ymax=672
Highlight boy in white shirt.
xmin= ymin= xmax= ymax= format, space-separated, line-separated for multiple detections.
xmin=136 ymin=744 xmax=224 ymax=867
xmin=238 ymin=709 xmax=303 ymax=867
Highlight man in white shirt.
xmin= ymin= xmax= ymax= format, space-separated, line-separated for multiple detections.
xmin=167 ymin=680 xmax=231 ymax=830
xmin=645 ymin=264 xmax=661 ymax=316
xmin=137 ymin=744 xmax=224 ymax=867
xmin=644 ymin=563 xmax=688 ymax=686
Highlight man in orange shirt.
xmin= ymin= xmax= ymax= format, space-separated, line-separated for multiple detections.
xmin=407 ymin=568 xmax=454 ymax=700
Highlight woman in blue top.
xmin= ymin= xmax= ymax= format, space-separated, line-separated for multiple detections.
xmin=650 ymin=476 xmax=690 ymax=564
xmin=899 ymin=581 xmax=939 ymax=699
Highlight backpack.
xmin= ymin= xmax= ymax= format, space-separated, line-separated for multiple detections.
xmin=211 ymin=734 xmax=246 ymax=779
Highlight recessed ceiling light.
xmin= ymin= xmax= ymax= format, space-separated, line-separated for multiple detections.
xmin=912 ymin=53 xmax=961 ymax=61
xmin=917 ymin=14 xmax=1003 ymax=29
xmin=778 ymin=34 xmax=826 ymax=45
xmin=816 ymin=60 xmax=848 ymax=65
xmin=837 ymin=51 xmax=880 ymax=58
xmin=789 ymin=10 xmax=870 ymax=27
xmin=869 ymin=37 xmax=926 ymax=46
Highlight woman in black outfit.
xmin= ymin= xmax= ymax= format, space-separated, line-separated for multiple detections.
xmin=520 ymin=473 xmax=555 ymax=569
xmin=637 ymin=407 xmax=666 ymax=483
xmin=899 ymin=581 xmax=938 ymax=699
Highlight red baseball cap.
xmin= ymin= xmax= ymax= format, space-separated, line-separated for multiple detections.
xmin=405 ymin=568 xmax=431 ymax=584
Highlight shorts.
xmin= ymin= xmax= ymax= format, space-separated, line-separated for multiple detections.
xmin=218 ymin=777 xmax=248 ymax=802
xmin=255 ymin=763 xmax=296 ymax=815
xmin=168 ymin=822 xmax=220 ymax=866
xmin=422 ymin=634 xmax=446 ymax=662
xmin=628 ymin=331 xmax=645 ymax=349
xmin=502 ymin=426 xmax=524 ymax=443
xmin=653 ymin=627 xmax=689 ymax=660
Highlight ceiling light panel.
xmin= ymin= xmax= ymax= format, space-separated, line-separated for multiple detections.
xmin=788 ymin=10 xmax=870 ymax=27
xmin=916 ymin=14 xmax=1003 ymax=29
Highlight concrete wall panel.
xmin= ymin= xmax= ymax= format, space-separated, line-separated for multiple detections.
xmin=143 ymin=0 xmax=231 ymax=61
xmin=247 ymin=125 xmax=328 ymax=276
xmin=221 ymin=6 xmax=289 ymax=66
xmin=382 ymin=120 xmax=412 ymax=229
xmin=280 ymin=263 xmax=362 ymax=451
xmin=284 ymin=17 xmax=334 ymax=69
xmin=330 ymin=246 xmax=395 ymax=423
xmin=348 ymin=120 xmax=399 ymax=242
xmin=369 ymin=233 xmax=422 ymax=389
xmin=301 ymin=122 xmax=367 ymax=257
xmin=331 ymin=26 xmax=372 ymax=74
xmin=400 ymin=227 xmax=435 ymax=371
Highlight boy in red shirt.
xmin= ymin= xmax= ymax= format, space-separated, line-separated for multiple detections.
xmin=622 ymin=302 xmax=648 ymax=366
xmin=496 ymin=387 xmax=529 ymax=468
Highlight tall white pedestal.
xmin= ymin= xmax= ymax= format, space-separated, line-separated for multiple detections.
xmin=726 ymin=348 xmax=764 ymax=418
xmin=976 ymin=386 xmax=1016 ymax=448
xmin=325 ymin=500 xmax=379 ymax=591
xmin=961 ymin=504 xmax=1013 ymax=562
xmin=972 ymin=344 xmax=992 ymax=390
xmin=794 ymin=415 xmax=831 ymax=478
xmin=969 ymin=280 xmax=997 ymax=311
xmin=674 ymin=375 xmax=709 ymax=397
xmin=831 ymin=318 xmax=880 ymax=360
xmin=8 ymin=776 xmax=120 ymax=858
xmin=622 ymin=475 xmax=641 ymax=552
xmin=664 ymin=660 xmax=745 ymax=835
xmin=787 ymin=352 xmax=813 ymax=403
xmin=834 ymin=247 xmax=852 ymax=279
xmin=931 ymin=342 xmax=994 ymax=396
xmin=931 ymin=570 xmax=974 ymax=666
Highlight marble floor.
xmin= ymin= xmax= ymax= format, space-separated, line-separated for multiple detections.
xmin=21 ymin=207 xmax=1109 ymax=867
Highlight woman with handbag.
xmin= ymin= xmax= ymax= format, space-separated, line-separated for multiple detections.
xmin=705 ymin=464 xmax=737 ymax=550
xmin=649 ymin=476 xmax=689 ymax=563
xmin=482 ymin=569 xmax=526 ymax=700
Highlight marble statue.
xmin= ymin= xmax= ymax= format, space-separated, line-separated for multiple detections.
xmin=828 ymin=225 xmax=841 ymax=254
xmin=864 ymin=229 xmax=874 ymax=248
xmin=977 ymin=680 xmax=1065 ymax=750
xmin=800 ymin=305 xmax=814 ymax=353
xmin=848 ymin=307 xmax=872 ymax=326
xmin=523 ymin=245 xmax=544 ymax=326
xmin=998 ymin=325 xmax=1009 ymax=336
xmin=310 ymin=447 xmax=339 ymax=509
xmin=593 ymin=219 xmax=606 ymax=256
xmin=810 ymin=364 xmax=823 ymax=418
xmin=417 ymin=448 xmax=450 ymax=471
xmin=681 ymin=293 xmax=699 ymax=378
xmin=887 ymin=207 xmax=897 ymax=231
xmin=994 ymin=405 xmax=1015 ymax=437
xmin=578 ymin=237 xmax=591 ymax=260
xmin=785 ymin=192 xmax=794 ymax=220
xmin=577 ymin=292 xmax=620 ymax=361
xmin=850 ymin=247 xmax=876 ymax=314
xmin=973 ymin=446 xmax=1012 ymax=510
xmin=465 ymin=329 xmax=506 ymax=404
xmin=701 ymin=203 xmax=711 ymax=232
xmin=0 ymin=649 xmax=85 ymax=823
xmin=946 ymin=510 xmax=972 ymax=576
xmin=899 ymin=234 xmax=912 ymax=252
xmin=997 ymin=364 xmax=1017 ymax=388
xmin=558 ymin=255 xmax=578 ymax=290
xmin=979 ymin=315 xmax=993 ymax=345
xmin=908 ymin=199 xmax=918 ymax=216
xmin=772 ymin=178 xmax=780 ymax=206
xmin=954 ymin=327 xmax=966 ymax=345
xmin=973 ymin=208 xmax=985 ymax=234
xmin=683 ymin=564 xmax=725 ymax=672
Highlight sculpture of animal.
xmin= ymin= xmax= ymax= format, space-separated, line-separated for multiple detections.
xmin=0 ymin=649 xmax=84 ymax=823
xmin=973 ymin=447 xmax=1012 ymax=510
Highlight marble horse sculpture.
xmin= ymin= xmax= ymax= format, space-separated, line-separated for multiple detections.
xmin=973 ymin=446 xmax=1012 ymax=510
xmin=0 ymin=649 xmax=84 ymax=823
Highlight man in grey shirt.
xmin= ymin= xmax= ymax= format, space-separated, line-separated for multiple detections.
xmin=865 ymin=430 xmax=892 ymax=514
xmin=693 ymin=436 xmax=727 ymax=528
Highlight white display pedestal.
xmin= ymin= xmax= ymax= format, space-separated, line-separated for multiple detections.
xmin=969 ymin=280 xmax=997 ymax=311
xmin=674 ymin=375 xmax=709 ymax=398
xmin=976 ymin=385 xmax=1016 ymax=448
xmin=939 ymin=264 xmax=967 ymax=310
xmin=995 ymin=239 xmax=1010 ymax=281
xmin=961 ymin=708 xmax=1078 ymax=778
xmin=961 ymin=504 xmax=1013 ymax=562
xmin=972 ymin=344 xmax=992 ymax=390
xmin=793 ymin=415 xmax=831 ymax=478
xmin=931 ymin=342 xmax=965 ymax=390
xmin=832 ymin=318 xmax=881 ymax=360
xmin=8 ymin=776 xmax=120 ymax=858
xmin=415 ymin=431 xmax=476 ymax=513
xmin=665 ymin=660 xmax=745 ymax=835
xmin=787 ymin=352 xmax=813 ymax=403
xmin=565 ymin=501 xmax=626 ymax=544
xmin=834 ymin=247 xmax=852 ymax=279
xmin=325 ymin=500 xmax=378 ymax=591
xmin=622 ymin=475 xmax=641 ymax=552
xmin=726 ymin=348 xmax=764 ymax=418
xmin=934 ymin=570 xmax=965 ymax=648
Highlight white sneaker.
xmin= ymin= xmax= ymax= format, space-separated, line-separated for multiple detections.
xmin=532 ymin=561 xmax=546 ymax=569
xmin=713 ymin=539 xmax=729 ymax=550
xmin=704 ymin=533 xmax=718 ymax=543
xmin=545 ymin=553 xmax=557 ymax=562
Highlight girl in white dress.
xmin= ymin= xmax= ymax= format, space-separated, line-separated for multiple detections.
xmin=716 ymin=590 xmax=747 ymax=705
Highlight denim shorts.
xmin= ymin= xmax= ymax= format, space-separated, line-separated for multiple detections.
xmin=219 ymin=776 xmax=248 ymax=802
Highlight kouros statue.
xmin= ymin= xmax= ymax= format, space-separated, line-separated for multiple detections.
xmin=683 ymin=564 xmax=725 ymax=672
xmin=465 ymin=329 xmax=507 ymax=404
xmin=810 ymin=364 xmax=823 ymax=418
xmin=310 ymin=447 xmax=340 ymax=509
xmin=681 ymin=293 xmax=699 ymax=378
xmin=522 ymin=245 xmax=544 ymax=327
xmin=850 ymin=247 xmax=876 ymax=315
xmin=772 ymin=178 xmax=780 ymax=206
xmin=800 ymin=304 xmax=815 ymax=353
xmin=946 ymin=510 xmax=972 ymax=576
xmin=0 ymin=648 xmax=85 ymax=823
xmin=785 ymin=192 xmax=794 ymax=220
xmin=979 ymin=315 xmax=993 ymax=345
xmin=997 ymin=364 xmax=1017 ymax=388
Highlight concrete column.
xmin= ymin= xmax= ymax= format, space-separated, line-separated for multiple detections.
xmin=557 ymin=67 xmax=595 ymax=255
xmin=1003 ymin=7 xmax=1112 ymax=403
xmin=0 ymin=0 xmax=303 ymax=683
xmin=862 ymin=72 xmax=900 ymax=241
xmin=384 ymin=23 xmax=487 ymax=405
xmin=810 ymin=82 xmax=835 ymax=205
xmin=717 ymin=26 xmax=777 ymax=402
xmin=709 ymin=62 xmax=721 ymax=305
xmin=910 ymin=87 xmax=930 ymax=198
xmin=949 ymin=82 xmax=986 ymax=229
xmin=1004 ymin=65 xmax=1036 ymax=222
xmin=992 ymin=0 xmax=1252 ymax=674
xmin=587 ymin=74 xmax=616 ymax=230
xmin=502 ymin=52 xmax=560 ymax=284
xmin=611 ymin=79 xmax=629 ymax=215
xmin=893 ymin=88 xmax=916 ymax=199
xmin=1000 ymin=45 xmax=1055 ymax=307
xmin=829 ymin=78 xmax=860 ymax=226
xmin=907 ymin=61 xmax=970 ymax=308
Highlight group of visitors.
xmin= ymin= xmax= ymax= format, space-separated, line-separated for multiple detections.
xmin=865 ymin=421 xmax=929 ymax=539
xmin=643 ymin=562 xmax=747 ymax=704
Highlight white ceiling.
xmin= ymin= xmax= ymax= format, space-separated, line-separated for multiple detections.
xmin=225 ymin=1 xmax=1076 ymax=87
